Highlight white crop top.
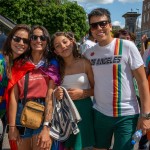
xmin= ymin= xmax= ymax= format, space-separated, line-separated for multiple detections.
xmin=61 ymin=73 xmax=90 ymax=90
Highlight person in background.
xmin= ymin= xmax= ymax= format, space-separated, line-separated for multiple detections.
xmin=142 ymin=37 xmax=150 ymax=62
xmin=7 ymin=25 xmax=60 ymax=150
xmin=85 ymin=8 xmax=150 ymax=150
xmin=0 ymin=31 xmax=7 ymax=51
xmin=51 ymin=31 xmax=95 ymax=150
xmin=0 ymin=24 xmax=31 ymax=149
xmin=139 ymin=35 xmax=150 ymax=150
xmin=114 ymin=29 xmax=131 ymax=40
xmin=80 ymin=29 xmax=97 ymax=54
xmin=140 ymin=34 xmax=149 ymax=56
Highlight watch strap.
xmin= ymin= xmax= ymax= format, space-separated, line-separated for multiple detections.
xmin=140 ymin=113 xmax=150 ymax=119
xmin=43 ymin=122 xmax=51 ymax=127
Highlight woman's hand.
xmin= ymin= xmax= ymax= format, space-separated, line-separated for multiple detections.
xmin=67 ymin=88 xmax=84 ymax=100
xmin=54 ymin=86 xmax=64 ymax=100
xmin=37 ymin=126 xmax=52 ymax=150
xmin=8 ymin=126 xmax=21 ymax=142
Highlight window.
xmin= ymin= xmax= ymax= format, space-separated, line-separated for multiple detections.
xmin=147 ymin=13 xmax=149 ymax=22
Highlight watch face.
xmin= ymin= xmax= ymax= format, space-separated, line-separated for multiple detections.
xmin=147 ymin=113 xmax=150 ymax=119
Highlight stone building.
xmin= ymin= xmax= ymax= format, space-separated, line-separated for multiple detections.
xmin=141 ymin=0 xmax=150 ymax=37
xmin=122 ymin=11 xmax=140 ymax=33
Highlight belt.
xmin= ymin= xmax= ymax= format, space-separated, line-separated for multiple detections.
xmin=18 ymin=98 xmax=45 ymax=104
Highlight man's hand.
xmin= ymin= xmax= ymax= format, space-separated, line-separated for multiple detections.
xmin=137 ymin=117 xmax=150 ymax=135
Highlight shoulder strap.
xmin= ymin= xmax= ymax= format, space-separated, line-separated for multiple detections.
xmin=23 ymin=73 xmax=29 ymax=105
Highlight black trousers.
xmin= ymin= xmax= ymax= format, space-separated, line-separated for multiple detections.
xmin=139 ymin=134 xmax=149 ymax=149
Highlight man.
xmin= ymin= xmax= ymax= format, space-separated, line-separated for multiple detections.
xmin=84 ymin=8 xmax=150 ymax=150
xmin=80 ymin=29 xmax=96 ymax=54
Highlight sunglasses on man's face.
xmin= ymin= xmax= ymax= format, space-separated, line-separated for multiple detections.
xmin=12 ymin=36 xmax=29 ymax=44
xmin=31 ymin=35 xmax=47 ymax=41
xmin=90 ymin=20 xmax=110 ymax=30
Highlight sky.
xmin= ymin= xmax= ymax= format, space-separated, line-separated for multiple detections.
xmin=69 ymin=0 xmax=143 ymax=28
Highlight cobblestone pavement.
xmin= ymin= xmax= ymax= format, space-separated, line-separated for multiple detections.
xmin=2 ymin=132 xmax=149 ymax=150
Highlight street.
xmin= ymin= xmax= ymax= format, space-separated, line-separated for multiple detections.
xmin=2 ymin=132 xmax=148 ymax=150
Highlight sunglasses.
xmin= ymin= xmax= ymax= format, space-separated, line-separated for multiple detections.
xmin=12 ymin=36 xmax=29 ymax=44
xmin=119 ymin=30 xmax=129 ymax=35
xmin=90 ymin=20 xmax=110 ymax=30
xmin=31 ymin=35 xmax=47 ymax=41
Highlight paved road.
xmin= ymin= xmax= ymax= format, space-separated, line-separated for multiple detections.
xmin=2 ymin=132 xmax=149 ymax=150
xmin=2 ymin=133 xmax=10 ymax=150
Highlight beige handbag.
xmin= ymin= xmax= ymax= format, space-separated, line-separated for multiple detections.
xmin=20 ymin=101 xmax=45 ymax=129
xmin=20 ymin=73 xmax=45 ymax=129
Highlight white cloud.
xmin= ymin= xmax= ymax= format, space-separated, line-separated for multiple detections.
xmin=118 ymin=0 xmax=141 ymax=3
xmin=69 ymin=0 xmax=141 ymax=4
xmin=69 ymin=0 xmax=114 ymax=4
xmin=137 ymin=17 xmax=141 ymax=28
xmin=112 ymin=21 xmax=124 ymax=28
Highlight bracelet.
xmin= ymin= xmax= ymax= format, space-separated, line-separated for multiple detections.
xmin=9 ymin=125 xmax=16 ymax=127
xmin=43 ymin=122 xmax=51 ymax=127
xmin=82 ymin=90 xmax=88 ymax=99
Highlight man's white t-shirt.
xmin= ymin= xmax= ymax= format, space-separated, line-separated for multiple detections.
xmin=85 ymin=38 xmax=143 ymax=117
xmin=81 ymin=39 xmax=96 ymax=54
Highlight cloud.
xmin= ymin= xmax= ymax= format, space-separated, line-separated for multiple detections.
xmin=112 ymin=21 xmax=125 ymax=28
xmin=137 ymin=17 xmax=141 ymax=28
xmin=69 ymin=0 xmax=114 ymax=4
xmin=118 ymin=0 xmax=141 ymax=3
xmin=69 ymin=0 xmax=141 ymax=4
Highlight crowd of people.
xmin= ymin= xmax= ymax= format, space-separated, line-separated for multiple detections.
xmin=0 ymin=7 xmax=150 ymax=150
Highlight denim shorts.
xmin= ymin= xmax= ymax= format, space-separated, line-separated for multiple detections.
xmin=16 ymin=101 xmax=45 ymax=138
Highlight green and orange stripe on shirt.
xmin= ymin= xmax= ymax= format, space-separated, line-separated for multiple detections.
xmin=113 ymin=39 xmax=123 ymax=117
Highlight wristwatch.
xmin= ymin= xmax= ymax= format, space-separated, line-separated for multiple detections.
xmin=43 ymin=122 xmax=51 ymax=127
xmin=140 ymin=113 xmax=150 ymax=119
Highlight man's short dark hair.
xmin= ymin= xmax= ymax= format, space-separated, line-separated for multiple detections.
xmin=88 ymin=8 xmax=111 ymax=24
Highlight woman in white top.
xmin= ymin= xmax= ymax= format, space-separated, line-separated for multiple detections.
xmin=51 ymin=32 xmax=95 ymax=150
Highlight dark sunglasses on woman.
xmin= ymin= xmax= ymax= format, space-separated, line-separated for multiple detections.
xmin=31 ymin=35 xmax=47 ymax=41
xmin=12 ymin=36 xmax=29 ymax=44
xmin=90 ymin=20 xmax=110 ymax=30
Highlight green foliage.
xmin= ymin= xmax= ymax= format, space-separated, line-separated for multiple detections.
xmin=0 ymin=0 xmax=88 ymax=41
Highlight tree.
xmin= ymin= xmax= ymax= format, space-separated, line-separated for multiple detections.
xmin=0 ymin=0 xmax=88 ymax=41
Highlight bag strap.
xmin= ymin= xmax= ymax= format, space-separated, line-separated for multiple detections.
xmin=22 ymin=73 xmax=29 ymax=105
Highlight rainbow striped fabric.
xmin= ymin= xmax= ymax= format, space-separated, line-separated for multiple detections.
xmin=113 ymin=39 xmax=123 ymax=117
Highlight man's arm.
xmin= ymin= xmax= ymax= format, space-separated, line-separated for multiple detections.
xmin=132 ymin=65 xmax=150 ymax=134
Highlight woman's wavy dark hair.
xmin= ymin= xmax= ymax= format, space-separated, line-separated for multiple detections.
xmin=2 ymin=24 xmax=31 ymax=65
xmin=50 ymin=31 xmax=84 ymax=82
xmin=27 ymin=25 xmax=55 ymax=67
xmin=2 ymin=24 xmax=31 ymax=78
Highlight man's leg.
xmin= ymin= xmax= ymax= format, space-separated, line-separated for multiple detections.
xmin=113 ymin=114 xmax=139 ymax=150
xmin=93 ymin=109 xmax=113 ymax=150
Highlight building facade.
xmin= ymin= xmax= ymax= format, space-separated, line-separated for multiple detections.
xmin=141 ymin=0 xmax=150 ymax=37
xmin=122 ymin=12 xmax=140 ymax=33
